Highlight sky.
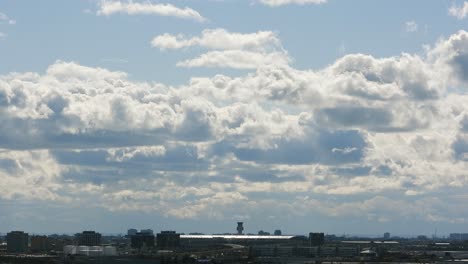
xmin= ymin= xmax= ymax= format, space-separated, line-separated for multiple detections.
xmin=1 ymin=0 xmax=468 ymax=237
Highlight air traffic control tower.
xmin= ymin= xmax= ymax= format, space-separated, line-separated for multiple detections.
xmin=237 ymin=222 xmax=244 ymax=235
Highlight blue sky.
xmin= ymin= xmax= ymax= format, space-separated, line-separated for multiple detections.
xmin=1 ymin=0 xmax=468 ymax=237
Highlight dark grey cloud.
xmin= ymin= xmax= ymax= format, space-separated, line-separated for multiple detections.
xmin=316 ymin=106 xmax=392 ymax=130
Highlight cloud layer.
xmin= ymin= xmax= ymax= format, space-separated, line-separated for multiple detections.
xmin=2 ymin=30 xmax=468 ymax=230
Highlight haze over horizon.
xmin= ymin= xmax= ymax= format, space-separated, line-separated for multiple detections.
xmin=1 ymin=0 xmax=468 ymax=236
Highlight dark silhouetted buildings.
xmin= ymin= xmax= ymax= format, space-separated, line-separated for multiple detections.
xmin=77 ymin=231 xmax=101 ymax=246
xmin=30 ymin=235 xmax=49 ymax=253
xmin=274 ymin=229 xmax=282 ymax=236
xmin=309 ymin=232 xmax=324 ymax=246
xmin=131 ymin=232 xmax=155 ymax=249
xmin=140 ymin=229 xmax=154 ymax=235
xmin=157 ymin=231 xmax=180 ymax=249
xmin=384 ymin=232 xmax=391 ymax=240
xmin=450 ymin=233 xmax=468 ymax=240
xmin=127 ymin=228 xmax=137 ymax=237
xmin=6 ymin=231 xmax=28 ymax=253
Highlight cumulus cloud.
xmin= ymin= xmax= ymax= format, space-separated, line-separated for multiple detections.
xmin=2 ymin=31 xmax=468 ymax=227
xmin=0 ymin=150 xmax=62 ymax=201
xmin=449 ymin=2 xmax=468 ymax=19
xmin=97 ymin=0 xmax=206 ymax=22
xmin=259 ymin=0 xmax=327 ymax=7
xmin=151 ymin=29 xmax=289 ymax=69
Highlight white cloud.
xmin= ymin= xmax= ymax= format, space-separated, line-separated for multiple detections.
xmin=151 ymin=29 xmax=281 ymax=51
xmin=152 ymin=29 xmax=289 ymax=69
xmin=405 ymin=21 xmax=418 ymax=32
xmin=0 ymin=150 xmax=62 ymax=201
xmin=176 ymin=50 xmax=290 ymax=69
xmin=259 ymin=0 xmax=327 ymax=7
xmin=0 ymin=32 xmax=6 ymax=38
xmin=97 ymin=0 xmax=206 ymax=22
xmin=0 ymin=12 xmax=15 ymax=25
xmin=2 ymin=31 xmax=468 ymax=226
xmin=449 ymin=1 xmax=468 ymax=19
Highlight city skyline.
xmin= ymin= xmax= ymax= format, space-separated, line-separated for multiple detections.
xmin=1 ymin=1 xmax=468 ymax=235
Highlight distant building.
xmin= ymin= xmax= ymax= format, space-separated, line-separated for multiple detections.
xmin=30 ymin=235 xmax=49 ymax=253
xmin=449 ymin=233 xmax=468 ymax=240
xmin=6 ymin=231 xmax=29 ymax=253
xmin=309 ymin=232 xmax=325 ymax=246
xmin=237 ymin=222 xmax=244 ymax=235
xmin=157 ymin=231 xmax=180 ymax=249
xmin=127 ymin=229 xmax=138 ymax=237
xmin=258 ymin=230 xmax=270 ymax=236
xmin=131 ymin=232 xmax=155 ymax=249
xmin=383 ymin=232 xmax=391 ymax=240
xmin=77 ymin=231 xmax=101 ymax=246
xmin=140 ymin=229 xmax=154 ymax=235
xmin=274 ymin=230 xmax=282 ymax=236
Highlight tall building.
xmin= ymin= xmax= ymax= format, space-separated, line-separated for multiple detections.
xmin=140 ymin=229 xmax=154 ymax=235
xmin=31 ymin=235 xmax=49 ymax=253
xmin=131 ymin=232 xmax=155 ymax=249
xmin=77 ymin=231 xmax=101 ymax=246
xmin=384 ymin=232 xmax=391 ymax=240
xmin=309 ymin=232 xmax=325 ymax=246
xmin=127 ymin=229 xmax=138 ymax=237
xmin=156 ymin=231 xmax=180 ymax=249
xmin=237 ymin=222 xmax=244 ymax=235
xmin=6 ymin=231 xmax=29 ymax=253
